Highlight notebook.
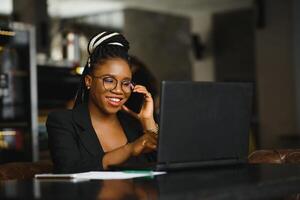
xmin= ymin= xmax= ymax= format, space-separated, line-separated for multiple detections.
xmin=111 ymin=81 xmax=253 ymax=171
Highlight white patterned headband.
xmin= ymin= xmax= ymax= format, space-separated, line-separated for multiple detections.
xmin=88 ymin=32 xmax=124 ymax=55
xmin=87 ymin=32 xmax=124 ymax=68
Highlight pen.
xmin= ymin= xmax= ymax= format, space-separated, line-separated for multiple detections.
xmin=122 ymin=170 xmax=153 ymax=174
xmin=122 ymin=170 xmax=155 ymax=179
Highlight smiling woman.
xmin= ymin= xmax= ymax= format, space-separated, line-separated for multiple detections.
xmin=46 ymin=31 xmax=158 ymax=173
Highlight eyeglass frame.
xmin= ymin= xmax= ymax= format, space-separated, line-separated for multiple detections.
xmin=90 ymin=74 xmax=135 ymax=93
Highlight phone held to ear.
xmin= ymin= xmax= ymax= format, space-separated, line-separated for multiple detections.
xmin=125 ymin=92 xmax=144 ymax=113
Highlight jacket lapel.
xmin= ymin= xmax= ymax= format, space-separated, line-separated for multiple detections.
xmin=72 ymin=103 xmax=101 ymax=156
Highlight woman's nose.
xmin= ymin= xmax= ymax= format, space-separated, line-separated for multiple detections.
xmin=111 ymin=82 xmax=123 ymax=93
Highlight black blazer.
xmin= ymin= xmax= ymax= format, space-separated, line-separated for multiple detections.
xmin=46 ymin=103 xmax=155 ymax=173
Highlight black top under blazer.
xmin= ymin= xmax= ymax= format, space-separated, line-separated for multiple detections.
xmin=46 ymin=103 xmax=155 ymax=173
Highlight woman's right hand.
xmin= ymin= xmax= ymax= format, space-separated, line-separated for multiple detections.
xmin=128 ymin=131 xmax=158 ymax=156
xmin=102 ymin=131 xmax=157 ymax=170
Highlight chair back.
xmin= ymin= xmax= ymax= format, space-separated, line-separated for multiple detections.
xmin=248 ymin=149 xmax=300 ymax=164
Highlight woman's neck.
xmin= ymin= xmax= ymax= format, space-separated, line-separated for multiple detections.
xmin=88 ymin=102 xmax=118 ymax=123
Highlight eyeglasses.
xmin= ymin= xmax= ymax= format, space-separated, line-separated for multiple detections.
xmin=91 ymin=75 xmax=134 ymax=93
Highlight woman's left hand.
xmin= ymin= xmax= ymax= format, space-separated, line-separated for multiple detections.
xmin=122 ymin=85 xmax=156 ymax=130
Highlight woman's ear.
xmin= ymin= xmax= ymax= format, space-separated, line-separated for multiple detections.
xmin=85 ymin=75 xmax=92 ymax=89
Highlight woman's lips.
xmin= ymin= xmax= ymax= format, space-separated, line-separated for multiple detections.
xmin=106 ymin=97 xmax=123 ymax=107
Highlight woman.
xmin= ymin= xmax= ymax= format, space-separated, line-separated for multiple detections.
xmin=46 ymin=31 xmax=158 ymax=173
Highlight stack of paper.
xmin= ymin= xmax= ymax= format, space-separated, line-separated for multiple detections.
xmin=35 ymin=171 xmax=166 ymax=180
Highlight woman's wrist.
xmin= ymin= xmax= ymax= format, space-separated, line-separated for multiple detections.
xmin=144 ymin=123 xmax=159 ymax=136
xmin=141 ymin=117 xmax=156 ymax=131
xmin=127 ymin=142 xmax=141 ymax=157
xmin=124 ymin=142 xmax=133 ymax=156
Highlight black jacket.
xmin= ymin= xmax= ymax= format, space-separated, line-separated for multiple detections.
xmin=46 ymin=103 xmax=155 ymax=173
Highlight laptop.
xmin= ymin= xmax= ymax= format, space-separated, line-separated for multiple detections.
xmin=111 ymin=81 xmax=253 ymax=171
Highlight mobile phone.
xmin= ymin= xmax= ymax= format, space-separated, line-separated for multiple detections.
xmin=125 ymin=92 xmax=144 ymax=113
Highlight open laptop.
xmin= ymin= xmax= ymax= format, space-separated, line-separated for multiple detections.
xmin=112 ymin=81 xmax=253 ymax=171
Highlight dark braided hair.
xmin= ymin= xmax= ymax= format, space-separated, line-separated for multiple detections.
xmin=74 ymin=31 xmax=130 ymax=107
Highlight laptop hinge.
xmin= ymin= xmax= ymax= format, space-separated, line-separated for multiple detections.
xmin=156 ymin=158 xmax=246 ymax=171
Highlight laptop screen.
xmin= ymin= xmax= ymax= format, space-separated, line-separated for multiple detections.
xmin=157 ymin=81 xmax=253 ymax=165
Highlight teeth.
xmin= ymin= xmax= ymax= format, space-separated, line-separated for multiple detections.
xmin=108 ymin=98 xmax=121 ymax=102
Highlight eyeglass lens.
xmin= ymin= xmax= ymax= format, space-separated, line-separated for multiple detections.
xmin=102 ymin=77 xmax=133 ymax=93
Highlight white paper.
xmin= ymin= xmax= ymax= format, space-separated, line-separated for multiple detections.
xmin=35 ymin=171 xmax=166 ymax=180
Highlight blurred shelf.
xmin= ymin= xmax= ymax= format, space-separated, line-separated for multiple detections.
xmin=37 ymin=64 xmax=80 ymax=109
xmin=0 ymin=121 xmax=29 ymax=128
